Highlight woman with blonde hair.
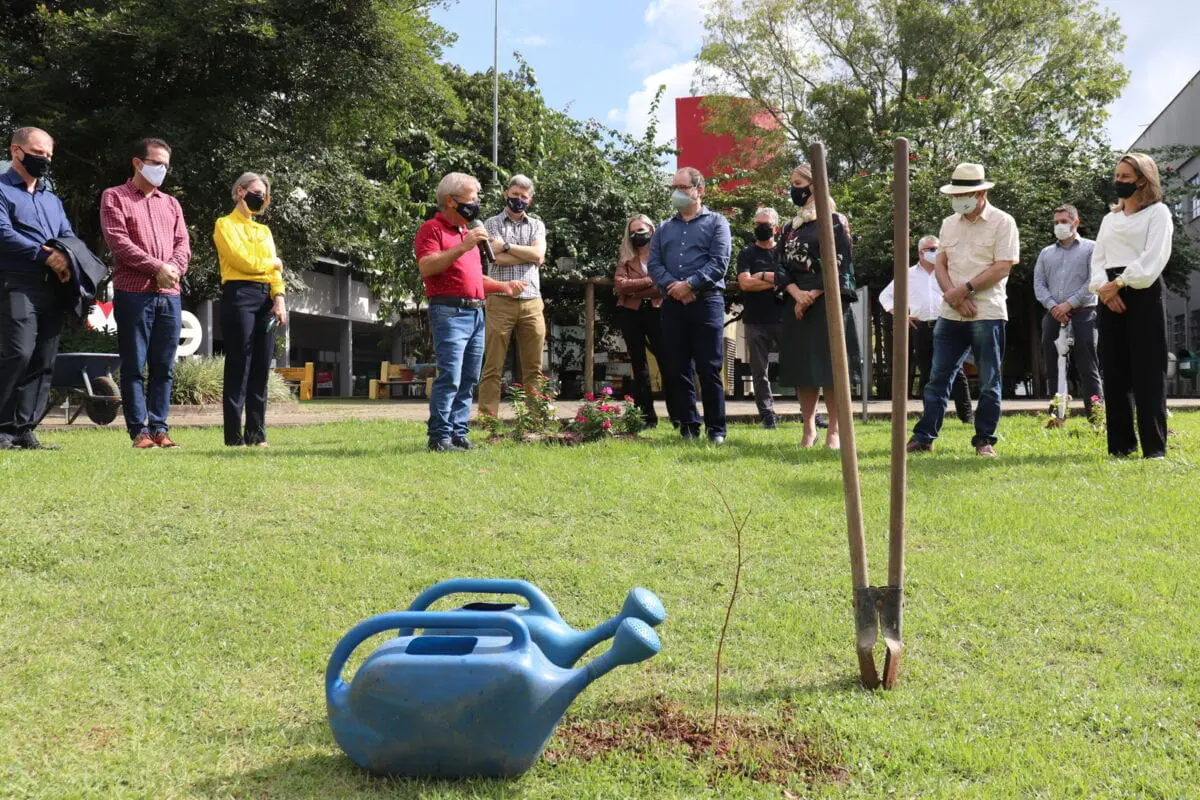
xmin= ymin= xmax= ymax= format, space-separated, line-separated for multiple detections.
xmin=1088 ymin=152 xmax=1174 ymax=458
xmin=612 ymin=214 xmax=675 ymax=427
xmin=775 ymin=163 xmax=858 ymax=448
xmin=213 ymin=172 xmax=287 ymax=447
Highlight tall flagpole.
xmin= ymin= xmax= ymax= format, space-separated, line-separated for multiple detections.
xmin=492 ymin=0 xmax=500 ymax=186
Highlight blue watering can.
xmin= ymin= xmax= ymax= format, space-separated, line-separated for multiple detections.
xmin=399 ymin=578 xmax=666 ymax=668
xmin=326 ymin=610 xmax=661 ymax=777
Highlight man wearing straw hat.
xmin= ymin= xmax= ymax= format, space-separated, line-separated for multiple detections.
xmin=906 ymin=163 xmax=1019 ymax=457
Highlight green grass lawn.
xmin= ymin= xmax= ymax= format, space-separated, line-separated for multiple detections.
xmin=2 ymin=413 xmax=1199 ymax=798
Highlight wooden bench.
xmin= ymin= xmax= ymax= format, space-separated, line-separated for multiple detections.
xmin=369 ymin=361 xmax=423 ymax=399
xmin=274 ymin=362 xmax=314 ymax=400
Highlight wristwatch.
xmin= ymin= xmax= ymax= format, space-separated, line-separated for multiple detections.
xmin=503 ymin=242 xmax=512 ymax=254
xmin=965 ymin=281 xmax=976 ymax=296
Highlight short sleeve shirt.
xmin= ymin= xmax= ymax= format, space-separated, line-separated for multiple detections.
xmin=938 ymin=203 xmax=1020 ymax=321
xmin=483 ymin=211 xmax=546 ymax=298
xmin=414 ymin=212 xmax=485 ymax=300
xmin=736 ymin=244 xmax=782 ymax=325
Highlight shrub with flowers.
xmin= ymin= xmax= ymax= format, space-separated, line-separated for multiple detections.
xmin=1045 ymin=394 xmax=1070 ymax=429
xmin=474 ymin=409 xmax=502 ymax=438
xmin=1087 ymin=395 xmax=1106 ymax=432
xmin=566 ymin=386 xmax=646 ymax=442
xmin=508 ymin=373 xmax=557 ymax=437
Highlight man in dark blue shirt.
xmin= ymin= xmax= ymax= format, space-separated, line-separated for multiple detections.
xmin=648 ymin=167 xmax=732 ymax=444
xmin=0 ymin=127 xmax=75 ymax=450
xmin=736 ymin=207 xmax=783 ymax=429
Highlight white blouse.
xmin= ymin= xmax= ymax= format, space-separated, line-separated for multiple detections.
xmin=1088 ymin=203 xmax=1174 ymax=291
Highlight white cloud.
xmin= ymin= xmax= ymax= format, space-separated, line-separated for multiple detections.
xmin=1097 ymin=0 xmax=1200 ymax=148
xmin=610 ymin=60 xmax=698 ymax=149
xmin=632 ymin=0 xmax=714 ymax=73
xmin=511 ymin=34 xmax=548 ymax=48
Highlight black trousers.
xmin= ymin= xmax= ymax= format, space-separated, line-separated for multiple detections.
xmin=1098 ymin=276 xmax=1167 ymax=458
xmin=221 ymin=281 xmax=275 ymax=446
xmin=1040 ymin=307 xmax=1102 ymax=412
xmin=0 ymin=272 xmax=63 ymax=437
xmin=617 ymin=302 xmax=677 ymax=425
xmin=661 ymin=293 xmax=726 ymax=438
xmin=913 ymin=320 xmax=972 ymax=419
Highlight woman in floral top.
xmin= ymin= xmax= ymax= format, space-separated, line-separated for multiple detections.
xmin=775 ymin=164 xmax=858 ymax=448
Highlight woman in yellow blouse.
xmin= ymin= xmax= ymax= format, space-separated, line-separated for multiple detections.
xmin=213 ymin=172 xmax=287 ymax=447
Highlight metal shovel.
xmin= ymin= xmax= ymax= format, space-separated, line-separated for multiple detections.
xmin=808 ymin=139 xmax=909 ymax=690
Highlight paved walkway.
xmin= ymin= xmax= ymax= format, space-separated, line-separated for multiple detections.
xmin=41 ymin=396 xmax=1200 ymax=430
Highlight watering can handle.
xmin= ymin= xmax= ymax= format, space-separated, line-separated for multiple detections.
xmin=324 ymin=611 xmax=530 ymax=702
xmin=405 ymin=578 xmax=559 ymax=617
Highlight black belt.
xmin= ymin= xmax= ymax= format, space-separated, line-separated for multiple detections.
xmin=428 ymin=296 xmax=484 ymax=309
xmin=693 ymin=289 xmax=722 ymax=298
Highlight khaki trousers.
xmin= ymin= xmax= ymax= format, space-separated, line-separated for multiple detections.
xmin=477 ymin=295 xmax=547 ymax=414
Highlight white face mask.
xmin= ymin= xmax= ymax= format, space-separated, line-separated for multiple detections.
xmin=922 ymin=248 xmax=938 ymax=263
xmin=140 ymin=162 xmax=168 ymax=188
xmin=1054 ymin=222 xmax=1075 ymax=241
xmin=951 ymin=195 xmax=978 ymax=216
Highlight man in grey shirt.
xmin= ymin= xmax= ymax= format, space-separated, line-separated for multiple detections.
xmin=1033 ymin=203 xmax=1101 ymax=414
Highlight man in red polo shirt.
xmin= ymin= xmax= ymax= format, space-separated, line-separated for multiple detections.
xmin=415 ymin=172 xmax=524 ymax=452
xmin=100 ymin=137 xmax=191 ymax=448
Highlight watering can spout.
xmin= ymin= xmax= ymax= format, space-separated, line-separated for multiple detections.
xmin=569 ymin=587 xmax=667 ymax=663
xmin=581 ymin=618 xmax=661 ymax=685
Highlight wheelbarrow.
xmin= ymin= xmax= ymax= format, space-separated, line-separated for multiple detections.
xmin=43 ymin=352 xmax=123 ymax=425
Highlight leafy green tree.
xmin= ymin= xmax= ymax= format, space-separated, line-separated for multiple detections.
xmin=693 ymin=0 xmax=1177 ymax=394
xmin=0 ymin=0 xmax=454 ymax=298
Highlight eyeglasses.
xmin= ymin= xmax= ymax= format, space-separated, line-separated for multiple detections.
xmin=141 ymin=158 xmax=171 ymax=171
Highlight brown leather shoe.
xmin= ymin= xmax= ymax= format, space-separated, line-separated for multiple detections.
xmin=905 ymin=438 xmax=932 ymax=453
xmin=132 ymin=433 xmax=157 ymax=449
xmin=975 ymin=444 xmax=997 ymax=457
xmin=153 ymin=433 xmax=180 ymax=448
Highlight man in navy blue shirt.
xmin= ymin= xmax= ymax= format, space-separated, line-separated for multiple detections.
xmin=648 ymin=167 xmax=732 ymax=444
xmin=0 ymin=127 xmax=75 ymax=450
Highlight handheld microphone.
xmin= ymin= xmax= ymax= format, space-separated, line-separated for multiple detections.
xmin=468 ymin=220 xmax=495 ymax=266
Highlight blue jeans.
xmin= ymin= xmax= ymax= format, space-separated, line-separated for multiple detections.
xmin=427 ymin=304 xmax=484 ymax=442
xmin=114 ymin=290 xmax=181 ymax=439
xmin=913 ymin=318 xmax=1006 ymax=447
xmin=661 ymin=293 xmax=726 ymax=438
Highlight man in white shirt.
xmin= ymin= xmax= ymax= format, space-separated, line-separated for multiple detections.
xmin=880 ymin=234 xmax=972 ymax=423
xmin=907 ymin=163 xmax=1019 ymax=457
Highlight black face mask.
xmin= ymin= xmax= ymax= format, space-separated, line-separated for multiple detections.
xmin=456 ymin=200 xmax=481 ymax=222
xmin=1113 ymin=180 xmax=1138 ymax=199
xmin=630 ymin=231 xmax=652 ymax=247
xmin=18 ymin=149 xmax=51 ymax=179
xmin=244 ymin=191 xmax=266 ymax=212
xmin=790 ymin=185 xmax=812 ymax=207
xmin=753 ymin=223 xmax=774 ymax=242
xmin=506 ymin=196 xmax=528 ymax=213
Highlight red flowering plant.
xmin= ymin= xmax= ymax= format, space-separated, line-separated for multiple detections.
xmin=509 ymin=373 xmax=558 ymax=437
xmin=566 ymin=386 xmax=645 ymax=442
xmin=1087 ymin=395 xmax=1106 ymax=432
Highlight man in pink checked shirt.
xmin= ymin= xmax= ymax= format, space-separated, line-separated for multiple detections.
xmin=99 ymin=137 xmax=191 ymax=449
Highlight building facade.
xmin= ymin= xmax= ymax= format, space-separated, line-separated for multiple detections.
xmin=1130 ymin=69 xmax=1200 ymax=370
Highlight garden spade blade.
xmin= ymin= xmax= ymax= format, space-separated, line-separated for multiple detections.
xmin=879 ymin=586 xmax=903 ymax=689
xmin=853 ymin=587 xmax=881 ymax=689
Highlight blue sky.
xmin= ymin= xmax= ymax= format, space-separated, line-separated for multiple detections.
xmin=431 ymin=0 xmax=1200 ymax=156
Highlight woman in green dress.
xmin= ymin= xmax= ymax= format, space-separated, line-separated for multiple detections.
xmin=775 ymin=163 xmax=858 ymax=448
